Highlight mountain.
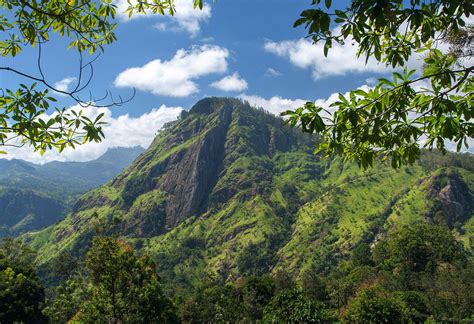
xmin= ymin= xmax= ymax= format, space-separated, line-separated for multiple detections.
xmin=0 ymin=146 xmax=145 ymax=237
xmin=24 ymin=98 xmax=473 ymax=295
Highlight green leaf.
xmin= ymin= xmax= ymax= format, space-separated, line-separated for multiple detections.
xmin=321 ymin=14 xmax=330 ymax=32
xmin=294 ymin=18 xmax=307 ymax=28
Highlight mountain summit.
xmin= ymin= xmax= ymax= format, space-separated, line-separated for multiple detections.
xmin=60 ymin=98 xmax=314 ymax=238
xmin=26 ymin=98 xmax=473 ymax=294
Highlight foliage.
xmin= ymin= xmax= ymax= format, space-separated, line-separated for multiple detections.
xmin=263 ymin=288 xmax=332 ymax=323
xmin=351 ymin=242 xmax=373 ymax=266
xmin=301 ymin=270 xmax=328 ymax=301
xmin=426 ymin=260 xmax=474 ymax=320
xmin=0 ymin=238 xmax=46 ymax=322
xmin=43 ymin=276 xmax=89 ymax=323
xmin=46 ymin=236 xmax=177 ymax=323
xmin=236 ymin=240 xmax=278 ymax=276
xmin=179 ymin=283 xmax=244 ymax=322
xmin=36 ymin=221 xmax=474 ymax=322
xmin=373 ymin=223 xmax=466 ymax=273
xmin=284 ymin=0 xmax=473 ymax=168
xmin=342 ymin=287 xmax=407 ymax=324
xmin=0 ymin=0 xmax=202 ymax=154
xmin=241 ymin=275 xmax=275 ymax=321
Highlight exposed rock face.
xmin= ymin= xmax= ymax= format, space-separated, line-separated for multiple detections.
xmin=159 ymin=103 xmax=233 ymax=226
xmin=428 ymin=171 xmax=473 ymax=227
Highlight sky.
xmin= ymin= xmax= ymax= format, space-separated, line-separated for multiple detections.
xmin=1 ymin=0 xmax=470 ymax=163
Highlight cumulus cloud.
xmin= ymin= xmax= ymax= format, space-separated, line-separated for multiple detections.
xmin=114 ymin=45 xmax=229 ymax=97
xmin=4 ymin=105 xmax=183 ymax=164
xmin=264 ymin=27 xmax=423 ymax=79
xmin=265 ymin=38 xmax=391 ymax=79
xmin=211 ymin=73 xmax=248 ymax=92
xmin=239 ymin=94 xmax=307 ymax=116
xmin=115 ymin=0 xmax=211 ymax=36
xmin=53 ymin=77 xmax=76 ymax=95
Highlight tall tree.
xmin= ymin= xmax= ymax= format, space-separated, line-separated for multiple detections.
xmin=284 ymin=0 xmax=473 ymax=168
xmin=0 ymin=238 xmax=47 ymax=323
xmin=64 ymin=236 xmax=177 ymax=323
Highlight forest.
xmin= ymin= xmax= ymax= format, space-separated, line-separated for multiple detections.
xmin=2 ymin=221 xmax=473 ymax=322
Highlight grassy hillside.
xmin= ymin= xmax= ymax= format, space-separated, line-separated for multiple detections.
xmin=24 ymin=98 xmax=473 ymax=297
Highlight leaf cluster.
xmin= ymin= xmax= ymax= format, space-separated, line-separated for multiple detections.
xmin=287 ymin=0 xmax=473 ymax=168
xmin=0 ymin=0 xmax=201 ymax=155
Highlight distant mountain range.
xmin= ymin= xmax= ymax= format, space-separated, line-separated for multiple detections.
xmin=0 ymin=146 xmax=145 ymax=237
xmin=23 ymin=97 xmax=473 ymax=295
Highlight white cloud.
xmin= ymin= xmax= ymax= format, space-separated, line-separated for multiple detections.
xmin=265 ymin=68 xmax=282 ymax=77
xmin=153 ymin=22 xmax=168 ymax=31
xmin=114 ymin=45 xmax=229 ymax=97
xmin=211 ymin=73 xmax=248 ymax=92
xmin=239 ymin=94 xmax=307 ymax=116
xmin=53 ymin=77 xmax=76 ymax=95
xmin=265 ymin=38 xmax=393 ymax=79
xmin=264 ymin=26 xmax=424 ymax=79
xmin=115 ymin=0 xmax=211 ymax=36
xmin=4 ymin=105 xmax=183 ymax=164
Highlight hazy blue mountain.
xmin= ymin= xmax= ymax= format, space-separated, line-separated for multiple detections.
xmin=0 ymin=146 xmax=145 ymax=237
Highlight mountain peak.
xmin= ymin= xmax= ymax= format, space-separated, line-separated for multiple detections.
xmin=96 ymin=146 xmax=145 ymax=164
xmin=188 ymin=97 xmax=243 ymax=115
xmin=73 ymin=97 xmax=314 ymax=232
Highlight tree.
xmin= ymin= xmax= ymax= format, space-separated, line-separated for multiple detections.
xmin=301 ymin=270 xmax=328 ymax=301
xmin=263 ymin=288 xmax=332 ymax=323
xmin=241 ymin=275 xmax=275 ymax=321
xmin=0 ymin=238 xmax=47 ymax=323
xmin=351 ymin=242 xmax=373 ymax=267
xmin=426 ymin=260 xmax=474 ymax=320
xmin=283 ymin=0 xmax=473 ymax=168
xmin=237 ymin=242 xmax=275 ymax=276
xmin=373 ymin=223 xmax=466 ymax=274
xmin=49 ymin=236 xmax=177 ymax=323
xmin=180 ymin=283 xmax=244 ymax=322
xmin=43 ymin=276 xmax=89 ymax=323
xmin=343 ymin=287 xmax=407 ymax=323
xmin=0 ymin=0 xmax=202 ymax=154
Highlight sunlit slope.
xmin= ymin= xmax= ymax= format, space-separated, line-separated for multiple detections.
xmin=24 ymin=98 xmax=473 ymax=294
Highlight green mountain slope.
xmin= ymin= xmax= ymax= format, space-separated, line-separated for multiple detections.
xmin=25 ymin=98 xmax=473 ymax=295
xmin=0 ymin=146 xmax=145 ymax=237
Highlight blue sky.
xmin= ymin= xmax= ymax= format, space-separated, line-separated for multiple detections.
xmin=2 ymin=0 xmax=431 ymax=162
